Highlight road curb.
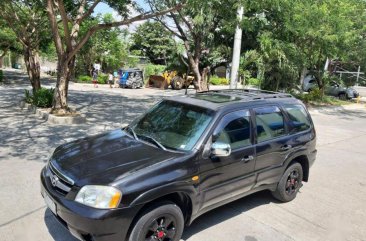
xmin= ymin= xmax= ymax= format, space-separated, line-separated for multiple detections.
xmin=19 ymin=101 xmax=86 ymax=125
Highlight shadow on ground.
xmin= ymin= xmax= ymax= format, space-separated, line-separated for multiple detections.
xmin=43 ymin=191 xmax=276 ymax=241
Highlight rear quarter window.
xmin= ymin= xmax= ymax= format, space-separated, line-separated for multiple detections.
xmin=284 ymin=104 xmax=312 ymax=133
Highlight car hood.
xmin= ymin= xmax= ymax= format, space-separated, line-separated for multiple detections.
xmin=49 ymin=129 xmax=181 ymax=186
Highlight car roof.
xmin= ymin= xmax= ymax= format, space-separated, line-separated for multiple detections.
xmin=165 ymin=89 xmax=298 ymax=111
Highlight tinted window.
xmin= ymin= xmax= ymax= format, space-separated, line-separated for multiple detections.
xmin=215 ymin=111 xmax=251 ymax=149
xmin=255 ymin=106 xmax=285 ymax=143
xmin=284 ymin=104 xmax=311 ymax=133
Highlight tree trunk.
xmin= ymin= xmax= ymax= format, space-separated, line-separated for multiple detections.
xmin=201 ymin=67 xmax=210 ymax=92
xmin=23 ymin=46 xmax=41 ymax=93
xmin=191 ymin=61 xmax=201 ymax=91
xmin=52 ymin=60 xmax=69 ymax=113
xmin=188 ymin=56 xmax=209 ymax=92
xmin=0 ymin=49 xmax=9 ymax=69
xmin=299 ymin=67 xmax=308 ymax=87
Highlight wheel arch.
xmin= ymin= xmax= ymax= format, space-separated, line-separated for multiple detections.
xmin=126 ymin=192 xmax=193 ymax=239
xmin=287 ymin=155 xmax=310 ymax=182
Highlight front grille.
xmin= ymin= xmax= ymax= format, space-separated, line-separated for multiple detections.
xmin=48 ymin=163 xmax=73 ymax=195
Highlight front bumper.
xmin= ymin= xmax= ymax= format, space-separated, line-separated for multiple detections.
xmin=40 ymin=167 xmax=142 ymax=241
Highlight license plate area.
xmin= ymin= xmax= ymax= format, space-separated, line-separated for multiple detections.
xmin=44 ymin=192 xmax=57 ymax=215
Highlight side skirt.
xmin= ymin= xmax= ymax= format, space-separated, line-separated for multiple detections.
xmin=187 ymin=183 xmax=277 ymax=226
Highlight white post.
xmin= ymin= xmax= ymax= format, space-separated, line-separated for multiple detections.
xmin=356 ymin=66 xmax=361 ymax=86
xmin=230 ymin=6 xmax=244 ymax=89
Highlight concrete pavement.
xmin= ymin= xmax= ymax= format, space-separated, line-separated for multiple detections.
xmin=1 ymin=70 xmax=366 ymax=241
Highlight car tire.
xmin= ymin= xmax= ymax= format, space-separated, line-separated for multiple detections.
xmin=131 ymin=83 xmax=137 ymax=89
xmin=338 ymin=93 xmax=347 ymax=100
xmin=128 ymin=203 xmax=184 ymax=241
xmin=272 ymin=162 xmax=303 ymax=202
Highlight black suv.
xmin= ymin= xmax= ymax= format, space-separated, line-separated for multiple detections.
xmin=40 ymin=89 xmax=317 ymax=241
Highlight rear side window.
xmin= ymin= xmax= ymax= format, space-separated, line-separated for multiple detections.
xmin=254 ymin=106 xmax=285 ymax=143
xmin=284 ymin=104 xmax=311 ymax=133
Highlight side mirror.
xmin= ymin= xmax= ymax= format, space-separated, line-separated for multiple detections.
xmin=211 ymin=142 xmax=231 ymax=157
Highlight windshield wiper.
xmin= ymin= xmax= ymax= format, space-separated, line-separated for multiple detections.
xmin=137 ymin=134 xmax=167 ymax=151
xmin=124 ymin=126 xmax=138 ymax=140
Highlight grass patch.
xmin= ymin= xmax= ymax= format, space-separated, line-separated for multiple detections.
xmin=292 ymin=89 xmax=351 ymax=107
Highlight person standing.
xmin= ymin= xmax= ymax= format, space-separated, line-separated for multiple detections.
xmin=92 ymin=71 xmax=98 ymax=88
xmin=108 ymin=72 xmax=114 ymax=88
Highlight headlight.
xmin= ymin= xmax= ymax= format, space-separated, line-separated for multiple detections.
xmin=75 ymin=185 xmax=122 ymax=209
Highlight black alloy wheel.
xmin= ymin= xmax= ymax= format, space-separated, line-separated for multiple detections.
xmin=128 ymin=203 xmax=184 ymax=241
xmin=285 ymin=169 xmax=301 ymax=195
xmin=272 ymin=162 xmax=304 ymax=202
xmin=144 ymin=215 xmax=177 ymax=241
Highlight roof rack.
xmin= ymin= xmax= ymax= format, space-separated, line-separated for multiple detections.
xmin=202 ymin=89 xmax=293 ymax=100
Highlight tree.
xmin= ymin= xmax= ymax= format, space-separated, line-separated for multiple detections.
xmin=131 ymin=21 xmax=175 ymax=65
xmin=45 ymin=0 xmax=183 ymax=114
xmin=0 ymin=20 xmax=18 ymax=68
xmin=76 ymin=14 xmax=135 ymax=76
xmin=282 ymin=0 xmax=361 ymax=91
xmin=237 ymin=0 xmax=366 ymax=91
xmin=0 ymin=0 xmax=49 ymax=93
xmin=149 ymin=0 xmax=241 ymax=91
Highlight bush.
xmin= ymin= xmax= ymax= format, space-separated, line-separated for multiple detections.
xmin=0 ymin=70 xmax=3 ymax=82
xmin=144 ymin=64 xmax=166 ymax=81
xmin=210 ymin=76 xmax=229 ymax=85
xmin=98 ymin=73 xmax=108 ymax=84
xmin=77 ymin=75 xmax=92 ymax=83
xmin=247 ymin=78 xmax=261 ymax=86
xmin=24 ymin=89 xmax=32 ymax=104
xmin=24 ymin=88 xmax=54 ymax=108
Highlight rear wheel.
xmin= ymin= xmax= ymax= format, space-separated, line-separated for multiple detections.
xmin=338 ymin=93 xmax=347 ymax=100
xmin=272 ymin=163 xmax=303 ymax=202
xmin=128 ymin=203 xmax=184 ymax=241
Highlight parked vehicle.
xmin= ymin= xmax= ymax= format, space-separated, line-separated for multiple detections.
xmin=119 ymin=68 xmax=144 ymax=89
xmin=325 ymin=81 xmax=359 ymax=100
xmin=147 ymin=70 xmax=195 ymax=90
xmin=303 ymin=75 xmax=359 ymax=100
xmin=41 ymin=89 xmax=317 ymax=241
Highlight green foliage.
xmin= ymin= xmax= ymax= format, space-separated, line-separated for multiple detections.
xmin=247 ymin=78 xmax=261 ymax=87
xmin=24 ymin=89 xmax=32 ymax=103
xmin=131 ymin=21 xmax=176 ymax=65
xmin=0 ymin=70 xmax=3 ymax=82
xmin=98 ymin=73 xmax=108 ymax=84
xmin=210 ymin=76 xmax=229 ymax=85
xmin=25 ymin=88 xmax=54 ymax=108
xmin=294 ymin=89 xmax=349 ymax=106
xmin=77 ymin=75 xmax=92 ymax=83
xmin=143 ymin=64 xmax=166 ymax=80
xmin=76 ymin=14 xmax=134 ymax=76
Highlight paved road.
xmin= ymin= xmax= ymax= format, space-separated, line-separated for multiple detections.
xmin=1 ymin=70 xmax=366 ymax=241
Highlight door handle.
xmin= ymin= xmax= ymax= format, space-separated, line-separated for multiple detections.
xmin=241 ymin=155 xmax=254 ymax=163
xmin=281 ymin=145 xmax=292 ymax=151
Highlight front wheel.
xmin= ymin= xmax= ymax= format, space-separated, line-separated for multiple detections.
xmin=272 ymin=162 xmax=303 ymax=202
xmin=128 ymin=203 xmax=184 ymax=241
xmin=338 ymin=93 xmax=347 ymax=100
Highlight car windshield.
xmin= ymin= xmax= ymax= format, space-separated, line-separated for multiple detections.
xmin=130 ymin=100 xmax=214 ymax=151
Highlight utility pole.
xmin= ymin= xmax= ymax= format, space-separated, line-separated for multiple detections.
xmin=356 ymin=66 xmax=361 ymax=86
xmin=230 ymin=6 xmax=244 ymax=89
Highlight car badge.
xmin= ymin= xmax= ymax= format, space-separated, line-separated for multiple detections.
xmin=51 ymin=175 xmax=59 ymax=187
